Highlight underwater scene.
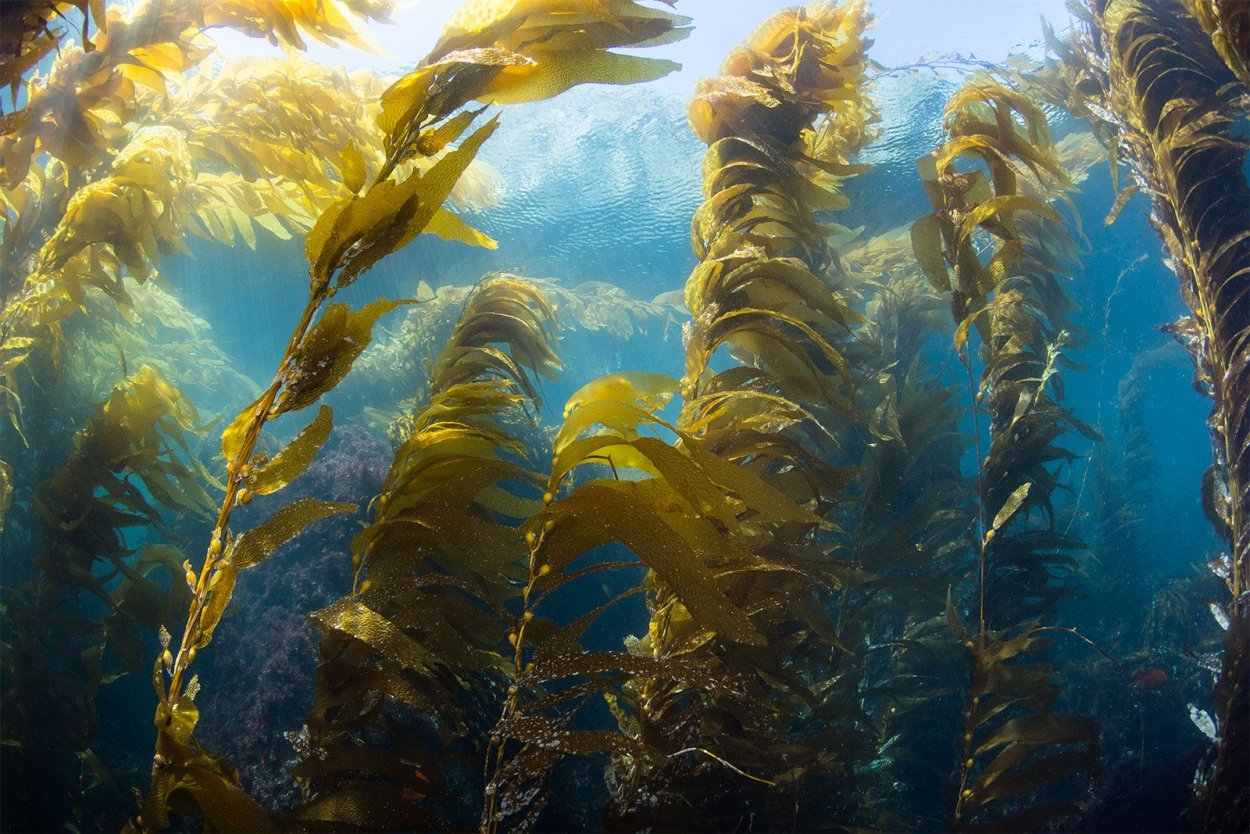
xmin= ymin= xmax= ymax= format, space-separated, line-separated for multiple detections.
xmin=1 ymin=0 xmax=1247 ymax=832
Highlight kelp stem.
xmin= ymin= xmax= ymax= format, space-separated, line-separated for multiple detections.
xmin=162 ymin=288 xmax=327 ymax=709
xmin=953 ymin=347 xmax=987 ymax=826
xmin=963 ymin=351 xmax=989 ymax=640
xmin=482 ymin=512 xmax=548 ymax=834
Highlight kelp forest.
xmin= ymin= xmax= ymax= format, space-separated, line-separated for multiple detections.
xmin=0 ymin=0 xmax=1246 ymax=831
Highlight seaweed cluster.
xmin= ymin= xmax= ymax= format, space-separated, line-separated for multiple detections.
xmin=1 ymin=0 xmax=1249 ymax=832
xmin=1 ymin=366 xmax=211 ymax=831
xmin=0 ymin=1 xmax=397 ymax=389
xmin=299 ymin=4 xmax=881 ymax=830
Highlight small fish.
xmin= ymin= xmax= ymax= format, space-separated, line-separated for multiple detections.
xmin=1131 ymin=666 xmax=1168 ymax=690
xmin=401 ymin=769 xmax=431 ymax=801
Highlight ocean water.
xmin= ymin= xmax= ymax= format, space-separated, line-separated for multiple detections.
xmin=0 ymin=1 xmax=1244 ymax=832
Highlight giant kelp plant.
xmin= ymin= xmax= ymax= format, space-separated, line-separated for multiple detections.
xmin=1 ymin=0 xmax=1248 ymax=832
xmin=296 ymin=276 xmax=561 ymax=831
xmin=914 ymin=75 xmax=1102 ymax=830
xmin=1049 ymin=0 xmax=1249 ymax=828
xmin=605 ymin=3 xmax=877 ymax=828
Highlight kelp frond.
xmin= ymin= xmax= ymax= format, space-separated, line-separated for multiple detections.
xmin=581 ymin=3 xmax=881 ymax=828
xmin=293 ymin=276 xmax=556 ymax=831
xmin=913 ymin=75 xmax=1101 ymax=830
xmin=1063 ymin=0 xmax=1250 ymax=604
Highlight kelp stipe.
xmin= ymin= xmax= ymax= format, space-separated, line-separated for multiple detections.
xmin=0 ymin=366 xmax=211 ymax=832
xmin=292 ymin=277 xmax=558 ymax=831
xmin=1055 ymin=2 xmax=1249 ymax=827
xmin=913 ymin=76 xmax=1102 ymax=830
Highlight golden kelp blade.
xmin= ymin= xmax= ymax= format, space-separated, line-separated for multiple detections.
xmin=438 ymin=0 xmax=691 ymax=56
xmin=246 ymin=405 xmax=334 ymax=496
xmin=476 ymin=50 xmax=681 ymax=104
xmin=0 ymin=460 xmax=11 ymax=532
xmin=305 ymin=117 xmax=500 ymax=287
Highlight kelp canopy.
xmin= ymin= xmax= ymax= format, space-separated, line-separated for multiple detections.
xmin=0 ymin=0 xmax=1247 ymax=832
